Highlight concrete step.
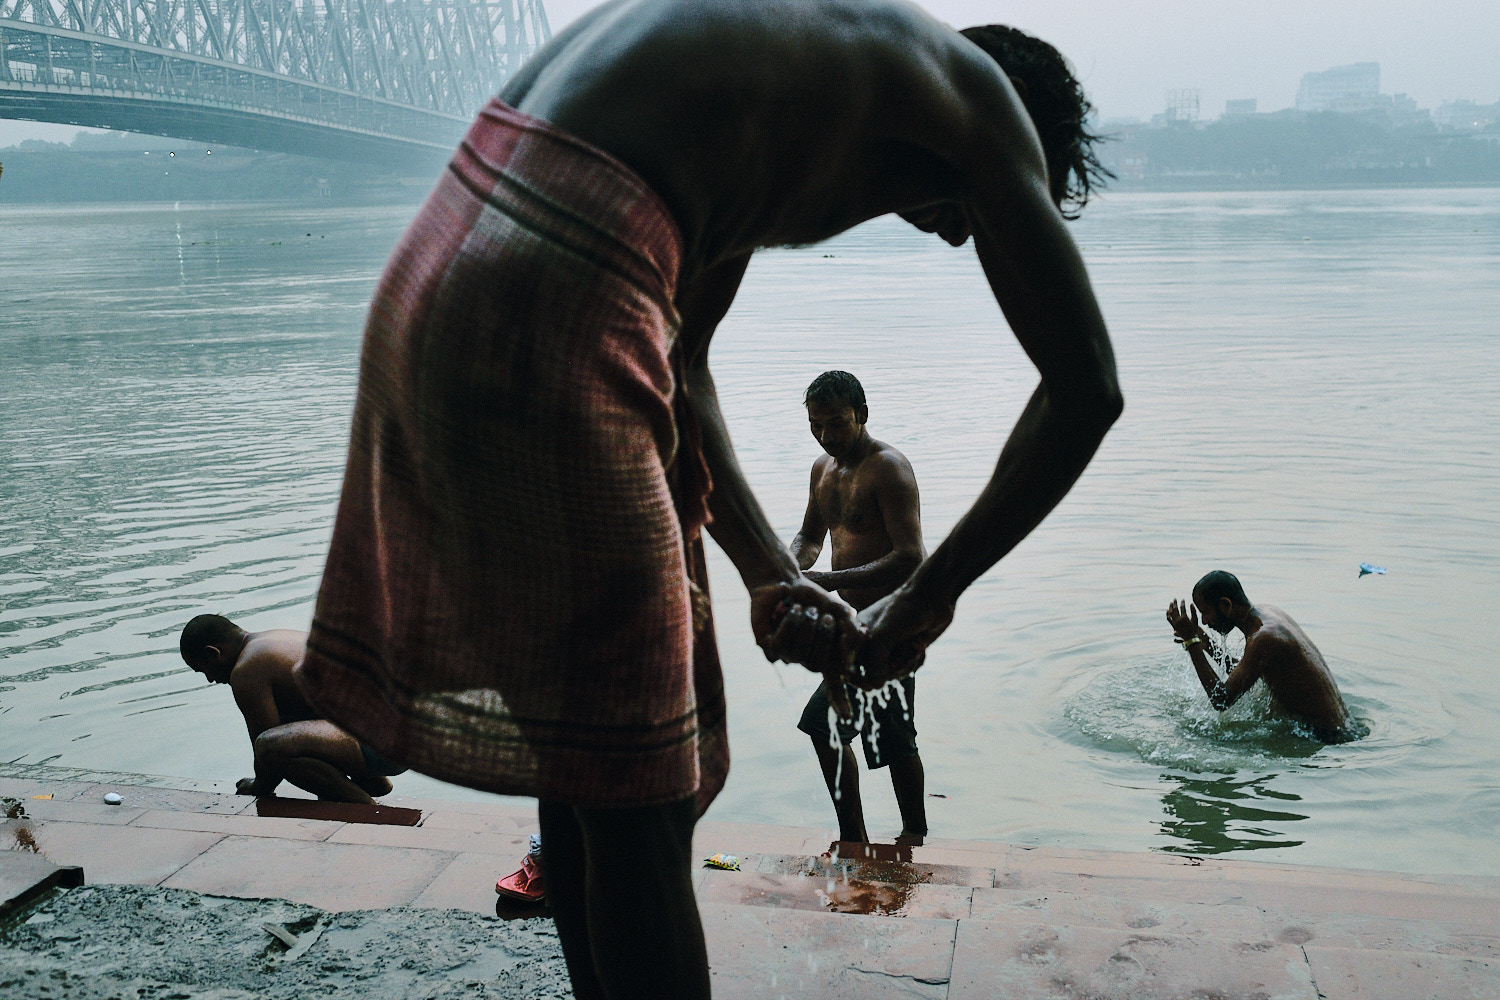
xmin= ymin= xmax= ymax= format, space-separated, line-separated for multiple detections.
xmin=0 ymin=849 xmax=84 ymax=920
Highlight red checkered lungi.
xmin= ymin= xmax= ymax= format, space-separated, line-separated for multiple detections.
xmin=296 ymin=99 xmax=728 ymax=812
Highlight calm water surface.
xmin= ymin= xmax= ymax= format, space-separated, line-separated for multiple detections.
xmin=3 ymin=189 xmax=1498 ymax=875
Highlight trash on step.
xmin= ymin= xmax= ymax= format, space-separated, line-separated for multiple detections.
xmin=703 ymin=853 xmax=740 ymax=870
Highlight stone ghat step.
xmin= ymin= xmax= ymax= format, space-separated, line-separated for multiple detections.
xmin=698 ymin=847 xmax=1500 ymax=960
xmin=703 ymin=901 xmax=1500 ymax=1000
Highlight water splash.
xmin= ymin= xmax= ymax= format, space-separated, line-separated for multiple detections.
xmin=1061 ymin=642 xmax=1339 ymax=773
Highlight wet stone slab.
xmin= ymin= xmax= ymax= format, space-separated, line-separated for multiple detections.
xmin=756 ymin=851 xmax=994 ymax=887
xmin=700 ymin=868 xmax=973 ymax=920
xmin=0 ymin=883 xmax=570 ymax=999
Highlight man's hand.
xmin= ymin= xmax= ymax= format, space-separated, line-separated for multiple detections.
xmin=851 ymin=585 xmax=955 ymax=688
xmin=750 ymin=577 xmax=862 ymax=677
xmin=1165 ymin=599 xmax=1206 ymax=644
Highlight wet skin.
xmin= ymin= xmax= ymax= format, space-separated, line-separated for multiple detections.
xmin=791 ymin=399 xmax=927 ymax=842
xmin=184 ymin=628 xmax=392 ymax=802
xmin=500 ymin=0 xmax=1121 ymax=685
xmin=1166 ymin=594 xmax=1355 ymax=739
xmin=794 ymin=401 xmax=924 ymax=614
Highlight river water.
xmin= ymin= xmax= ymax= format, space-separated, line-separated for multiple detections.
xmin=2 ymin=188 xmax=1498 ymax=876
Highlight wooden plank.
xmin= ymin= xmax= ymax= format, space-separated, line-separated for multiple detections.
xmin=254 ymin=797 xmax=422 ymax=826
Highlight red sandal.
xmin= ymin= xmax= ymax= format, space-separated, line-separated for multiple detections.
xmin=496 ymin=834 xmax=545 ymax=902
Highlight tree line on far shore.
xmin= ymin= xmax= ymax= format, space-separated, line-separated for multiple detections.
xmin=1102 ymin=109 xmax=1500 ymax=189
xmin=4 ymin=108 xmax=1499 ymax=204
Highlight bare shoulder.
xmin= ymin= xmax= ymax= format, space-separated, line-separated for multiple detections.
xmin=527 ymin=0 xmax=1024 ymax=159
xmin=809 ymin=451 xmax=835 ymax=484
xmin=240 ymin=631 xmax=308 ymax=674
xmin=869 ymin=441 xmax=916 ymax=477
xmin=1245 ymin=620 xmax=1301 ymax=661
xmin=862 ymin=442 xmax=919 ymax=494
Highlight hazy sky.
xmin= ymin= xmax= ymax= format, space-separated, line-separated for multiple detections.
xmin=3 ymin=0 xmax=1496 ymax=145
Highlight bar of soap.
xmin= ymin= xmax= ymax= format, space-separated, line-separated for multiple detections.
xmin=103 ymin=792 xmax=123 ymax=805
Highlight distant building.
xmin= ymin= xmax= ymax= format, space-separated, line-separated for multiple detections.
xmin=1224 ymin=99 xmax=1258 ymax=118
xmin=1434 ymin=99 xmax=1500 ymax=131
xmin=1150 ymin=88 xmax=1200 ymax=127
xmin=1296 ymin=63 xmax=1381 ymax=113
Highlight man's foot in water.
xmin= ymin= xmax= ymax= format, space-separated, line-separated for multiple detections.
xmin=894 ymin=829 xmax=925 ymax=847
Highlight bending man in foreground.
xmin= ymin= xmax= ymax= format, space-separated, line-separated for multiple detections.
xmin=180 ymin=615 xmax=404 ymax=803
xmin=1166 ymin=571 xmax=1360 ymax=743
xmin=792 ymin=371 xmax=928 ymax=845
xmin=295 ymin=3 xmax=1122 ymax=996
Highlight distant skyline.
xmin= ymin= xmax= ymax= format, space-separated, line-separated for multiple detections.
xmin=3 ymin=0 xmax=1497 ymax=145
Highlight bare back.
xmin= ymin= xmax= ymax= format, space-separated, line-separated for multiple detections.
xmin=230 ymin=630 xmax=318 ymax=740
xmin=1231 ymin=607 xmax=1352 ymax=736
xmin=500 ymin=0 xmax=1040 ymax=273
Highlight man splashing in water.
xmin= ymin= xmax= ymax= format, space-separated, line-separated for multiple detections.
xmin=1167 ymin=571 xmax=1360 ymax=743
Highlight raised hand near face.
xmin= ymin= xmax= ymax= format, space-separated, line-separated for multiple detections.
xmin=1165 ymin=599 xmax=1206 ymax=644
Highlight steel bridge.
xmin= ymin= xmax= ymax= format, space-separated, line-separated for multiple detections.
xmin=0 ymin=0 xmax=551 ymax=164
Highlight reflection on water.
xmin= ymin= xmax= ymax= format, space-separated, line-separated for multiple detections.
xmin=1064 ymin=650 xmax=1345 ymax=855
xmin=1158 ymin=772 xmax=1307 ymax=855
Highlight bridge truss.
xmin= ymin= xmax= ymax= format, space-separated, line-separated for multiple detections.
xmin=0 ymin=0 xmax=552 ymax=163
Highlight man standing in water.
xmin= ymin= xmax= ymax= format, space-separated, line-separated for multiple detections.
xmin=792 ymin=372 xmax=928 ymax=845
xmin=295 ymin=2 xmax=1122 ymax=996
xmin=1166 ymin=571 xmax=1359 ymax=743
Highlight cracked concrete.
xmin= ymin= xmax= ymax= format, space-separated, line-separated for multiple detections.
xmin=0 ymin=883 xmax=571 ymax=999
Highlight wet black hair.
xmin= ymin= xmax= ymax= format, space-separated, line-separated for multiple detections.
xmin=1194 ymin=570 xmax=1251 ymax=608
xmin=959 ymin=24 xmax=1113 ymax=218
xmin=180 ymin=613 xmax=241 ymax=662
xmin=803 ymin=370 xmax=866 ymax=412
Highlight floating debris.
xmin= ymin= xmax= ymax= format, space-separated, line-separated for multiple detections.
xmin=1358 ymin=562 xmax=1387 ymax=578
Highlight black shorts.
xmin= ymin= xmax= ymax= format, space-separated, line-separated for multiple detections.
xmin=797 ymin=676 xmax=918 ymax=770
xmin=359 ymin=740 xmax=408 ymax=777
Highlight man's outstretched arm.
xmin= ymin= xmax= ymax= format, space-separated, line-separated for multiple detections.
xmin=676 ymin=255 xmax=861 ymax=678
xmin=858 ymin=139 xmax=1122 ymax=680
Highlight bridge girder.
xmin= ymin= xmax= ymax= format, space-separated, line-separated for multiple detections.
xmin=0 ymin=0 xmax=551 ymax=163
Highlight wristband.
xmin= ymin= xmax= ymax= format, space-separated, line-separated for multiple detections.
xmin=1180 ymin=636 xmax=1203 ymax=650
